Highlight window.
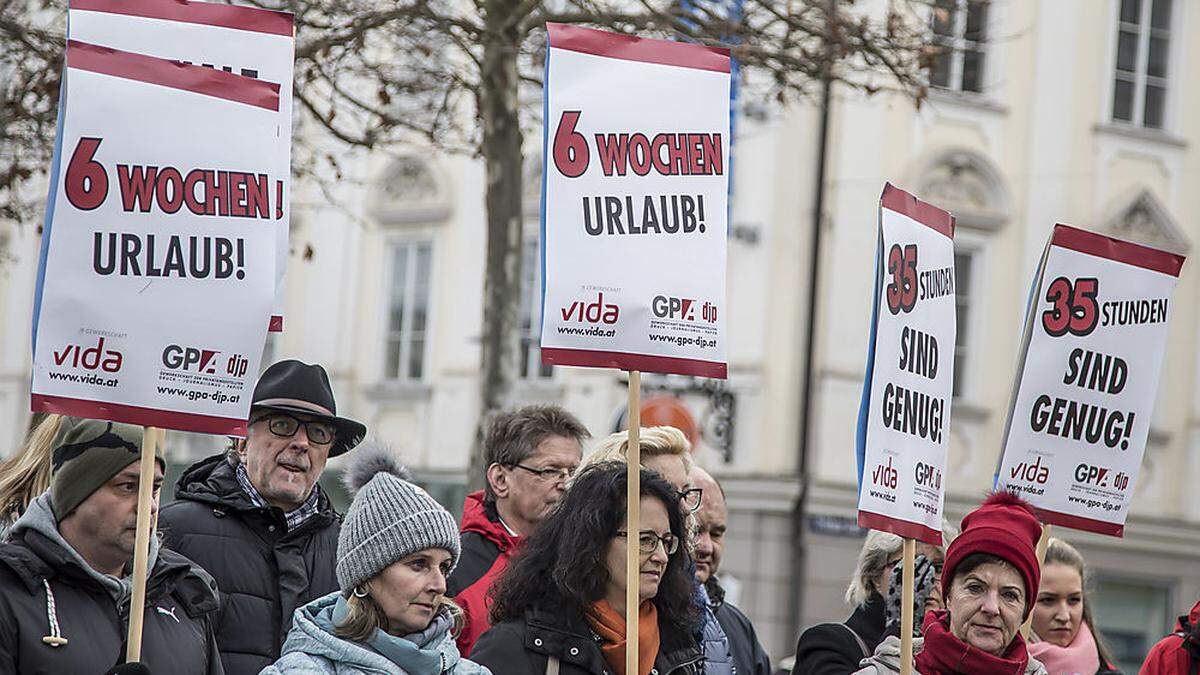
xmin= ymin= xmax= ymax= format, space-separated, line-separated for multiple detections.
xmin=930 ymin=0 xmax=989 ymax=93
xmin=384 ymin=240 xmax=432 ymax=380
xmin=518 ymin=236 xmax=553 ymax=379
xmin=1091 ymin=578 xmax=1172 ymax=673
xmin=1112 ymin=0 xmax=1172 ymax=128
xmin=952 ymin=250 xmax=974 ymax=398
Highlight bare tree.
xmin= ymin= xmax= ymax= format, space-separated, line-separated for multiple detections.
xmin=0 ymin=0 xmax=934 ymax=486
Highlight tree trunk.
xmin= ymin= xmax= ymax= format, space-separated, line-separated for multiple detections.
xmin=469 ymin=0 xmax=525 ymax=493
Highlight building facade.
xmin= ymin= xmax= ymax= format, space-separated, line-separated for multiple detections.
xmin=1 ymin=0 xmax=1198 ymax=670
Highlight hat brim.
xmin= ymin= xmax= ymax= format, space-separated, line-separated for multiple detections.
xmin=252 ymin=403 xmax=366 ymax=458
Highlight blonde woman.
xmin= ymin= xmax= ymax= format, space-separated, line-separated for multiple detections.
xmin=0 ymin=413 xmax=63 ymax=535
xmin=264 ymin=443 xmax=490 ymax=675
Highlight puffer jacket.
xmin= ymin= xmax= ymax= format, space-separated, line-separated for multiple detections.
xmin=262 ymin=591 xmax=492 ymax=674
xmin=853 ymin=635 xmax=1049 ymax=675
xmin=707 ymin=579 xmax=771 ymax=675
xmin=1141 ymin=600 xmax=1200 ymax=675
xmin=446 ymin=491 xmax=520 ymax=656
xmin=0 ymin=493 xmax=223 ymax=674
xmin=160 ymin=454 xmax=340 ymax=674
xmin=470 ymin=601 xmax=704 ymax=675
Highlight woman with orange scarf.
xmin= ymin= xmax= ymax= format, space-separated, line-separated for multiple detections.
xmin=471 ymin=462 xmax=703 ymax=675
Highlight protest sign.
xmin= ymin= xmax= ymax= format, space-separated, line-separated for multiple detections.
xmin=539 ymin=23 xmax=730 ymax=378
xmin=30 ymin=41 xmax=281 ymax=435
xmin=69 ymin=0 xmax=295 ymax=332
xmin=856 ymin=184 xmax=956 ymax=545
xmin=996 ymin=224 xmax=1184 ymax=536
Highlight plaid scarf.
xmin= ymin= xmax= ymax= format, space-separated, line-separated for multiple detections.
xmin=236 ymin=463 xmax=321 ymax=532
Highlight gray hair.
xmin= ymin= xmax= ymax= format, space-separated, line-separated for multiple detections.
xmin=483 ymin=405 xmax=589 ymax=503
xmin=844 ymin=521 xmax=959 ymax=608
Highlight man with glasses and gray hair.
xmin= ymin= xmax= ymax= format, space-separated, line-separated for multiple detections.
xmin=448 ymin=404 xmax=590 ymax=656
xmin=160 ymin=359 xmax=366 ymax=674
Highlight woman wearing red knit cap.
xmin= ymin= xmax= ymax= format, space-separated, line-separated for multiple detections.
xmin=854 ymin=492 xmax=1050 ymax=675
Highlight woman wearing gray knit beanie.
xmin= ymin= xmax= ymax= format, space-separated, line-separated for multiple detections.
xmin=263 ymin=442 xmax=492 ymax=675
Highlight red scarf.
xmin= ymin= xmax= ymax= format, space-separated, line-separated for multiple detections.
xmin=915 ymin=610 xmax=1031 ymax=675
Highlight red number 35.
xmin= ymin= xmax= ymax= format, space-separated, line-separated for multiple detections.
xmin=1041 ymin=276 xmax=1099 ymax=337
xmin=885 ymin=243 xmax=919 ymax=315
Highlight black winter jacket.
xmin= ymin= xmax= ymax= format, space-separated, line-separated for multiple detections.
xmin=707 ymin=580 xmax=771 ymax=675
xmin=794 ymin=591 xmax=886 ymax=675
xmin=159 ymin=454 xmax=340 ymax=675
xmin=471 ymin=602 xmax=705 ymax=675
xmin=0 ymin=517 xmax=222 ymax=674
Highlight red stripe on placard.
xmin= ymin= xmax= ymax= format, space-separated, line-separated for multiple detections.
xmin=269 ymin=315 xmax=283 ymax=332
xmin=1033 ymin=507 xmax=1125 ymax=537
xmin=1051 ymin=223 xmax=1185 ymax=277
xmin=880 ymin=183 xmax=955 ymax=239
xmin=541 ymin=347 xmax=727 ymax=379
xmin=858 ymin=510 xmax=943 ymax=546
xmin=32 ymin=393 xmax=248 ymax=436
xmin=67 ymin=40 xmax=281 ymax=111
xmin=547 ymin=23 xmax=731 ymax=73
xmin=71 ymin=0 xmax=294 ymax=36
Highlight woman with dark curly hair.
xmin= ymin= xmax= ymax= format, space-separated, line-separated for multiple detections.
xmin=470 ymin=461 xmax=703 ymax=675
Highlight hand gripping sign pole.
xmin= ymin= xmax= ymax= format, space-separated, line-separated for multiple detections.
xmin=625 ymin=371 xmax=642 ymax=675
xmin=125 ymin=425 xmax=162 ymax=663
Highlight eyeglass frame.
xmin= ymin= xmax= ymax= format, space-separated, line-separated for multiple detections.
xmin=677 ymin=487 xmax=704 ymax=513
xmin=615 ymin=529 xmax=680 ymax=556
xmin=504 ymin=462 xmax=575 ymax=483
xmin=249 ymin=412 xmax=337 ymax=446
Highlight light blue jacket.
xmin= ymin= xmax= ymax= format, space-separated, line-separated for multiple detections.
xmin=261 ymin=591 xmax=492 ymax=675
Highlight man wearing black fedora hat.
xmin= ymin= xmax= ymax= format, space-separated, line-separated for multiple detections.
xmin=160 ymin=359 xmax=366 ymax=674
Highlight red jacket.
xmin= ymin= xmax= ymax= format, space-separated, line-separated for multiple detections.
xmin=446 ymin=490 xmax=520 ymax=657
xmin=1141 ymin=600 xmax=1200 ymax=674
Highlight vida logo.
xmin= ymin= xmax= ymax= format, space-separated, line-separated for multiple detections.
xmin=53 ymin=337 xmax=122 ymax=373
xmin=872 ymin=457 xmax=898 ymax=489
xmin=561 ymin=292 xmax=619 ymax=325
xmin=1011 ymin=456 xmax=1049 ymax=484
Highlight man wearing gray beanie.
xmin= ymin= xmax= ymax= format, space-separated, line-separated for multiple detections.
xmin=264 ymin=442 xmax=490 ymax=675
xmin=0 ymin=417 xmax=222 ymax=674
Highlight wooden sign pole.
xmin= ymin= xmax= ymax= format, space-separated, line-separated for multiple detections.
xmin=626 ymin=371 xmax=642 ymax=675
xmin=1020 ymin=523 xmax=1052 ymax=639
xmin=125 ymin=426 xmax=160 ymax=664
xmin=899 ymin=537 xmax=916 ymax=675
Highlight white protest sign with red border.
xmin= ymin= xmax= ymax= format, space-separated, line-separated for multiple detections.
xmin=539 ymin=24 xmax=729 ymax=378
xmin=996 ymin=224 xmax=1184 ymax=536
xmin=30 ymin=41 xmax=281 ymax=435
xmin=856 ymin=184 xmax=956 ymax=545
xmin=69 ymin=0 xmax=294 ymax=332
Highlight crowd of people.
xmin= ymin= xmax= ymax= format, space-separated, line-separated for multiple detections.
xmin=0 ymin=357 xmax=1197 ymax=674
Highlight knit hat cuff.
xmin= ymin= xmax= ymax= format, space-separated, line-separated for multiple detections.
xmin=943 ymin=527 xmax=1040 ymax=615
xmin=335 ymin=507 xmax=460 ymax=591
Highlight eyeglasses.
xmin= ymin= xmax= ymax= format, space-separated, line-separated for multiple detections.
xmin=677 ymin=487 xmax=703 ymax=513
xmin=506 ymin=463 xmax=575 ymax=483
xmin=616 ymin=530 xmax=680 ymax=556
xmin=251 ymin=413 xmax=336 ymax=446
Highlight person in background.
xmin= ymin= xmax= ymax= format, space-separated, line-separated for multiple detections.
xmin=0 ymin=413 xmax=64 ymax=536
xmin=690 ymin=465 xmax=772 ymax=675
xmin=1028 ymin=538 xmax=1120 ymax=674
xmin=1141 ymin=597 xmax=1200 ymax=675
xmin=447 ymin=405 xmax=589 ymax=656
xmin=160 ymin=359 xmax=366 ymax=674
xmin=0 ymin=419 xmax=222 ymax=674
xmin=795 ymin=525 xmax=953 ymax=674
xmin=470 ymin=462 xmax=703 ymax=675
xmin=264 ymin=442 xmax=490 ymax=674
xmin=583 ymin=427 xmax=733 ymax=675
xmin=853 ymin=492 xmax=1048 ymax=675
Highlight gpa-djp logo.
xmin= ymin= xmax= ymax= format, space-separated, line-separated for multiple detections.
xmin=162 ymin=345 xmax=249 ymax=378
xmin=651 ymin=295 xmax=717 ymax=324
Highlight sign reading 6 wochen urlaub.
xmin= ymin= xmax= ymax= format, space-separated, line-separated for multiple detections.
xmin=539 ymin=23 xmax=730 ymax=378
xmin=997 ymin=225 xmax=1185 ymax=536
xmin=30 ymin=42 xmax=280 ymax=435
xmin=856 ymin=184 xmax=956 ymax=545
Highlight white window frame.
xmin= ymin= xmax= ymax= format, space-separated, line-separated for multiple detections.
xmin=517 ymin=230 xmax=554 ymax=380
xmin=381 ymin=236 xmax=435 ymax=382
xmin=930 ymin=0 xmax=990 ymax=93
xmin=1109 ymin=0 xmax=1174 ymax=129
xmin=951 ymin=234 xmax=987 ymax=402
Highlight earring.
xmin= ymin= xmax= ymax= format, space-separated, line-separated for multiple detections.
xmin=353 ymin=585 xmax=369 ymax=598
